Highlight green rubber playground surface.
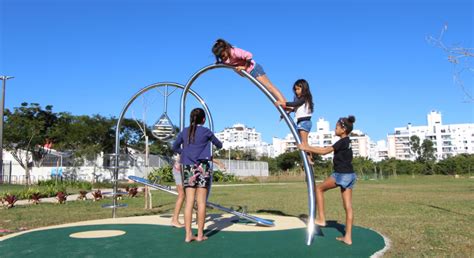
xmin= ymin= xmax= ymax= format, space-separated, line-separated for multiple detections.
xmin=0 ymin=220 xmax=386 ymax=257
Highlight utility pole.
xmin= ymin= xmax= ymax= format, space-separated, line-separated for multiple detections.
xmin=0 ymin=76 xmax=14 ymax=177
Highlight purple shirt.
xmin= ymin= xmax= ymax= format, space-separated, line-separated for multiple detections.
xmin=222 ymin=47 xmax=256 ymax=73
xmin=172 ymin=126 xmax=223 ymax=165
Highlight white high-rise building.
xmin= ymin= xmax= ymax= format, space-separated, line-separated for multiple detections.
xmin=371 ymin=140 xmax=389 ymax=162
xmin=387 ymin=111 xmax=474 ymax=160
xmin=272 ymin=118 xmax=372 ymax=160
xmin=215 ymin=123 xmax=272 ymax=157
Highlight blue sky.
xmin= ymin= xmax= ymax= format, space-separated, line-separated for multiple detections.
xmin=1 ymin=0 xmax=473 ymax=143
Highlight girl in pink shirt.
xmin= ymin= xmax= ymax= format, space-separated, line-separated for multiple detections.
xmin=212 ymin=39 xmax=287 ymax=107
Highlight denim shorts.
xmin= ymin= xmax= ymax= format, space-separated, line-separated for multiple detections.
xmin=331 ymin=172 xmax=356 ymax=189
xmin=250 ymin=63 xmax=266 ymax=78
xmin=297 ymin=120 xmax=312 ymax=132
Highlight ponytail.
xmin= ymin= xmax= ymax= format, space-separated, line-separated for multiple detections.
xmin=187 ymin=108 xmax=206 ymax=144
xmin=338 ymin=115 xmax=356 ymax=134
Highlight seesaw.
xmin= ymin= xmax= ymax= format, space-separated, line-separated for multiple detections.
xmin=128 ymin=175 xmax=274 ymax=227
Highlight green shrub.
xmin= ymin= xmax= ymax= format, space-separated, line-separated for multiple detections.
xmin=38 ymin=179 xmax=92 ymax=190
xmin=213 ymin=170 xmax=239 ymax=183
xmin=148 ymin=166 xmax=173 ymax=183
xmin=243 ymin=176 xmax=259 ymax=183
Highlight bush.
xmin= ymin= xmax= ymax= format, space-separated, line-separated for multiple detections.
xmin=91 ymin=181 xmax=139 ymax=189
xmin=148 ymin=166 xmax=174 ymax=183
xmin=1 ymin=184 xmax=67 ymax=201
xmin=213 ymin=170 xmax=239 ymax=183
xmin=38 ymin=179 xmax=92 ymax=190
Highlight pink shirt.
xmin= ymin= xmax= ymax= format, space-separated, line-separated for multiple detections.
xmin=222 ymin=47 xmax=256 ymax=73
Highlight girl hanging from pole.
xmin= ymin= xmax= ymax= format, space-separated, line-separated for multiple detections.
xmin=212 ymin=39 xmax=287 ymax=108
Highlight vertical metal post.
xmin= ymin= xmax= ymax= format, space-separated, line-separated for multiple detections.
xmin=163 ymin=85 xmax=169 ymax=114
xmin=0 ymin=76 xmax=14 ymax=178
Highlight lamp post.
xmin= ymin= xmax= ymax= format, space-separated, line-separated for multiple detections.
xmin=0 ymin=76 xmax=14 ymax=177
xmin=228 ymin=146 xmax=231 ymax=171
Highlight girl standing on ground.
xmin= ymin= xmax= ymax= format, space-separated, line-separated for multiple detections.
xmin=172 ymin=108 xmax=223 ymax=243
xmin=278 ymin=79 xmax=314 ymax=164
xmin=212 ymin=39 xmax=287 ymax=107
xmin=298 ymin=115 xmax=356 ymax=245
xmin=170 ymin=154 xmax=185 ymax=228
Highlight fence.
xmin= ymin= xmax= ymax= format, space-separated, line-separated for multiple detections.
xmin=217 ymin=159 xmax=269 ymax=177
xmin=1 ymin=161 xmax=12 ymax=184
xmin=1 ymin=155 xmax=269 ymax=185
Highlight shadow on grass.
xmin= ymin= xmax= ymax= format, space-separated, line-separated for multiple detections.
xmin=411 ymin=202 xmax=470 ymax=216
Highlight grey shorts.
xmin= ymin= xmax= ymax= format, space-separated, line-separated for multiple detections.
xmin=172 ymin=167 xmax=182 ymax=186
xmin=331 ymin=172 xmax=356 ymax=189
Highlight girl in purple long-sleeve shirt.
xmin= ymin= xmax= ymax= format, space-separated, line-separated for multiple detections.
xmin=172 ymin=108 xmax=222 ymax=243
xmin=212 ymin=39 xmax=287 ymax=108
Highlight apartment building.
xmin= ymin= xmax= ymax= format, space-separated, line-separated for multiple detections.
xmin=387 ymin=111 xmax=474 ymax=160
xmin=215 ymin=123 xmax=272 ymax=157
xmin=272 ymin=118 xmax=372 ymax=159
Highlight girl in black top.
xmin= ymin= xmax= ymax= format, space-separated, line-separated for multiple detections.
xmin=298 ymin=115 xmax=356 ymax=245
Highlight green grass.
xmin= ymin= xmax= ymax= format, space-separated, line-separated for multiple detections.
xmin=0 ymin=184 xmax=27 ymax=192
xmin=1 ymin=175 xmax=473 ymax=257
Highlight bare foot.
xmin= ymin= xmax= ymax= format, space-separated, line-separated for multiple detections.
xmin=336 ymin=236 xmax=352 ymax=245
xmin=171 ymin=221 xmax=184 ymax=228
xmin=185 ymin=235 xmax=196 ymax=243
xmin=196 ymin=235 xmax=208 ymax=242
xmin=315 ymin=220 xmax=326 ymax=227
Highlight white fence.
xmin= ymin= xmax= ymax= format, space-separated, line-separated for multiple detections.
xmin=216 ymin=159 xmax=269 ymax=177
xmin=2 ymin=158 xmax=268 ymax=184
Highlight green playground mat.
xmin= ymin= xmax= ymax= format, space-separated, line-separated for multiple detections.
xmin=0 ymin=222 xmax=386 ymax=257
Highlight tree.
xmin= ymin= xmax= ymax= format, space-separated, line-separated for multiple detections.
xmin=50 ymin=114 xmax=115 ymax=164
xmin=3 ymin=103 xmax=57 ymax=185
xmin=352 ymin=157 xmax=374 ymax=178
xmin=378 ymin=158 xmax=398 ymax=178
xmin=409 ymin=135 xmax=422 ymax=161
xmin=312 ymin=155 xmax=332 ymax=179
xmin=427 ymin=24 xmax=473 ymax=103
xmin=421 ymin=140 xmax=435 ymax=161
xmin=276 ymin=151 xmax=300 ymax=171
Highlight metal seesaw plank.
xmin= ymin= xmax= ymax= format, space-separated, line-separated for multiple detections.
xmin=128 ymin=176 xmax=274 ymax=227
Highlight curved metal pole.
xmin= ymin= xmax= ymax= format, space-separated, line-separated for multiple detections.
xmin=112 ymin=82 xmax=212 ymax=218
xmin=179 ymin=64 xmax=316 ymax=245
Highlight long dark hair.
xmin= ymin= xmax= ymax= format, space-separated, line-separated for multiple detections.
xmin=293 ymin=79 xmax=314 ymax=113
xmin=337 ymin=115 xmax=356 ymax=134
xmin=188 ymin=108 xmax=206 ymax=144
xmin=212 ymin=38 xmax=233 ymax=63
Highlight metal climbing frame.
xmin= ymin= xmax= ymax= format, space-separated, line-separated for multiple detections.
xmin=110 ymin=82 xmax=212 ymax=218
xmin=179 ymin=64 xmax=316 ymax=245
xmin=110 ymin=82 xmax=273 ymax=227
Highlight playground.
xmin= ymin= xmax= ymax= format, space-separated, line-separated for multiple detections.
xmin=0 ymin=213 xmax=386 ymax=257
xmin=0 ymin=57 xmax=472 ymax=258
xmin=1 ymin=176 xmax=473 ymax=257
